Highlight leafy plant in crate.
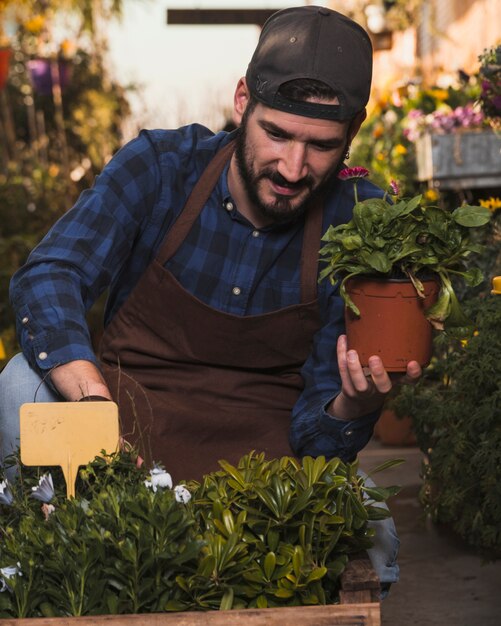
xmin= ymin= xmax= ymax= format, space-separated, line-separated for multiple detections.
xmin=319 ymin=168 xmax=491 ymax=370
xmin=0 ymin=450 xmax=399 ymax=617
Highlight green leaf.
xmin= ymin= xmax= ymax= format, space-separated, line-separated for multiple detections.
xmin=264 ymin=552 xmax=276 ymax=579
xmin=220 ymin=587 xmax=234 ymax=610
xmin=452 ymin=205 xmax=491 ymax=227
xmin=307 ymin=566 xmax=328 ymax=582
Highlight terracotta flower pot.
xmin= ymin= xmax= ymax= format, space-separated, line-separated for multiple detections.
xmin=0 ymin=47 xmax=11 ymax=91
xmin=345 ymin=277 xmax=439 ymax=372
xmin=374 ymin=407 xmax=417 ymax=446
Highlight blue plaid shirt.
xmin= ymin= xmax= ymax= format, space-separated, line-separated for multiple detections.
xmin=10 ymin=123 xmax=382 ymax=461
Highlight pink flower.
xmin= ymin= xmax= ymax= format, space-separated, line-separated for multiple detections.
xmin=389 ymin=179 xmax=400 ymax=195
xmin=338 ymin=166 xmax=370 ymax=181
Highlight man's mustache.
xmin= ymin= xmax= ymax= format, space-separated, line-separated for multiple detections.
xmin=262 ymin=170 xmax=314 ymax=191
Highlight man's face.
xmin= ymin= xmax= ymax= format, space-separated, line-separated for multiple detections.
xmin=234 ymin=102 xmax=351 ymax=224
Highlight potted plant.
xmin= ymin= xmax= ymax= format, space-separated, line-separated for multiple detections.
xmin=319 ymin=167 xmax=491 ymax=370
xmin=0 ymin=449 xmax=398 ymax=620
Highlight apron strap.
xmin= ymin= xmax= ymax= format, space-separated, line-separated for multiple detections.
xmin=157 ymin=140 xmax=236 ymax=265
xmin=300 ymin=196 xmax=323 ymax=303
xmin=156 ymin=137 xmax=323 ymax=304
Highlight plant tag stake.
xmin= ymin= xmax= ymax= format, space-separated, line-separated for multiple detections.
xmin=20 ymin=402 xmax=120 ymax=498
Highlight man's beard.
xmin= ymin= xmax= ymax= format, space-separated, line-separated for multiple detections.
xmin=234 ymin=122 xmax=341 ymax=225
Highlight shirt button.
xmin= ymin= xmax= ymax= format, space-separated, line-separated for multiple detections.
xmin=38 ymin=352 xmax=48 ymax=361
xmin=22 ymin=316 xmax=29 ymax=324
xmin=252 ymin=230 xmax=260 ymax=238
xmin=232 ymin=287 xmax=241 ymax=296
xmin=225 ymin=201 xmax=234 ymax=211
xmin=345 ymin=430 xmax=353 ymax=436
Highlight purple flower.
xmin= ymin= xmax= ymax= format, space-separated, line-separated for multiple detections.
xmin=31 ymin=473 xmax=55 ymax=503
xmin=338 ymin=166 xmax=370 ymax=181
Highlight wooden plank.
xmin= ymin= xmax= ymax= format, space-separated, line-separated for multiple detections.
xmin=166 ymin=9 xmax=277 ymax=26
xmin=0 ymin=603 xmax=380 ymax=625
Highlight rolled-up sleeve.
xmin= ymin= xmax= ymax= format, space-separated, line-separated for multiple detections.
xmin=10 ymin=132 xmax=162 ymax=372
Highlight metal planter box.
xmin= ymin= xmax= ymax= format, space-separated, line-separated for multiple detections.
xmin=415 ymin=130 xmax=501 ymax=190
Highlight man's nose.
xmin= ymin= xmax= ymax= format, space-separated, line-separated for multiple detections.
xmin=277 ymin=142 xmax=308 ymax=182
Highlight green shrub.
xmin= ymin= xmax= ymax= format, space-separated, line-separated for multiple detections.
xmin=394 ymin=296 xmax=501 ymax=555
xmin=0 ymin=451 xmax=398 ymax=617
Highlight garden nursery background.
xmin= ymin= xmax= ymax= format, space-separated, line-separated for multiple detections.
xmin=0 ymin=0 xmax=500 ymax=622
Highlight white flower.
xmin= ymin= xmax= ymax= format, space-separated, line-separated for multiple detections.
xmin=0 ymin=479 xmax=13 ymax=506
xmin=31 ymin=473 xmax=55 ymax=503
xmin=144 ymin=466 xmax=173 ymax=493
xmin=0 ymin=563 xmax=22 ymax=593
xmin=174 ymin=485 xmax=191 ymax=504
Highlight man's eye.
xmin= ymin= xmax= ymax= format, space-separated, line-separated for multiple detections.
xmin=266 ymin=129 xmax=285 ymax=140
xmin=311 ymin=142 xmax=336 ymax=151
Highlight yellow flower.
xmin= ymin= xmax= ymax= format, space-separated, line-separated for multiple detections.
xmin=48 ymin=164 xmax=59 ymax=177
xmin=376 ymin=152 xmax=385 ymax=161
xmin=393 ymin=144 xmax=407 ymax=155
xmin=429 ymin=88 xmax=449 ymax=101
xmin=60 ymin=39 xmax=75 ymax=58
xmin=479 ymin=197 xmax=501 ymax=212
xmin=460 ymin=330 xmax=479 ymax=347
xmin=424 ymin=188 xmax=439 ymax=202
xmin=24 ymin=15 xmax=45 ymax=33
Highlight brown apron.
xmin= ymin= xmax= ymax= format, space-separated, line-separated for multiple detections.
xmin=100 ymin=140 xmax=323 ymax=481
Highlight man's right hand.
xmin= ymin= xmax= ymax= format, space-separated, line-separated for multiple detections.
xmin=50 ymin=360 xmax=112 ymax=402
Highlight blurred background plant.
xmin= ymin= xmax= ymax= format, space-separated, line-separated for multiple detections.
xmin=477 ymin=42 xmax=501 ymax=130
xmin=393 ymin=294 xmax=501 ymax=556
xmin=0 ymin=0 xmax=134 ymax=363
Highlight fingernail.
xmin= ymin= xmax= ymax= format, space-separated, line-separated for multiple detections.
xmin=347 ymin=350 xmax=357 ymax=362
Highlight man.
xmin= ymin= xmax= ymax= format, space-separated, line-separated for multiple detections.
xmin=1 ymin=5 xmax=418 ymax=591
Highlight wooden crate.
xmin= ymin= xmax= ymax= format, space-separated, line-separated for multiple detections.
xmin=415 ymin=130 xmax=501 ymax=190
xmin=0 ymin=557 xmax=380 ymax=626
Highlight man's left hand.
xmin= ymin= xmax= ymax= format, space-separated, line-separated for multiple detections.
xmin=328 ymin=334 xmax=421 ymax=420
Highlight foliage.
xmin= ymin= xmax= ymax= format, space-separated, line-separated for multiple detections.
xmin=319 ymin=169 xmax=491 ymax=333
xmin=393 ymin=296 xmax=501 ymax=556
xmin=0 ymin=451 xmax=398 ymax=617
xmin=477 ymin=42 xmax=501 ymax=129
xmin=0 ymin=0 xmax=133 ymax=363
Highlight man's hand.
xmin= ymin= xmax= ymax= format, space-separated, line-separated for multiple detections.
xmin=328 ymin=334 xmax=421 ymax=421
xmin=50 ymin=359 xmax=112 ymax=402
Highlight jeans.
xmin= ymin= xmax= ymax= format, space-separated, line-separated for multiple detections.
xmin=0 ymin=352 xmax=399 ymax=595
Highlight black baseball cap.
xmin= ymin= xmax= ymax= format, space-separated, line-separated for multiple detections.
xmin=246 ymin=5 xmax=373 ymax=121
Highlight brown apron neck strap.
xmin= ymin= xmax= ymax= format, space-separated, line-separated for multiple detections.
xmin=157 ymin=137 xmax=322 ymax=303
xmin=300 ymin=196 xmax=323 ymax=303
xmin=157 ymin=139 xmax=236 ymax=265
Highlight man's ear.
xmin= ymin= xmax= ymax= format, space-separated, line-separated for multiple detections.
xmin=233 ymin=77 xmax=251 ymax=126
xmin=348 ymin=109 xmax=367 ymax=142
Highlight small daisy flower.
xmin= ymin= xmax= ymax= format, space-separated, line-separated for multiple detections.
xmin=338 ymin=166 xmax=370 ymax=181
xmin=174 ymin=485 xmax=191 ymax=504
xmin=144 ymin=466 xmax=173 ymax=493
xmin=31 ymin=474 xmax=55 ymax=503
xmin=0 ymin=563 xmax=22 ymax=593
xmin=338 ymin=167 xmax=370 ymax=204
xmin=0 ymin=479 xmax=13 ymax=506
